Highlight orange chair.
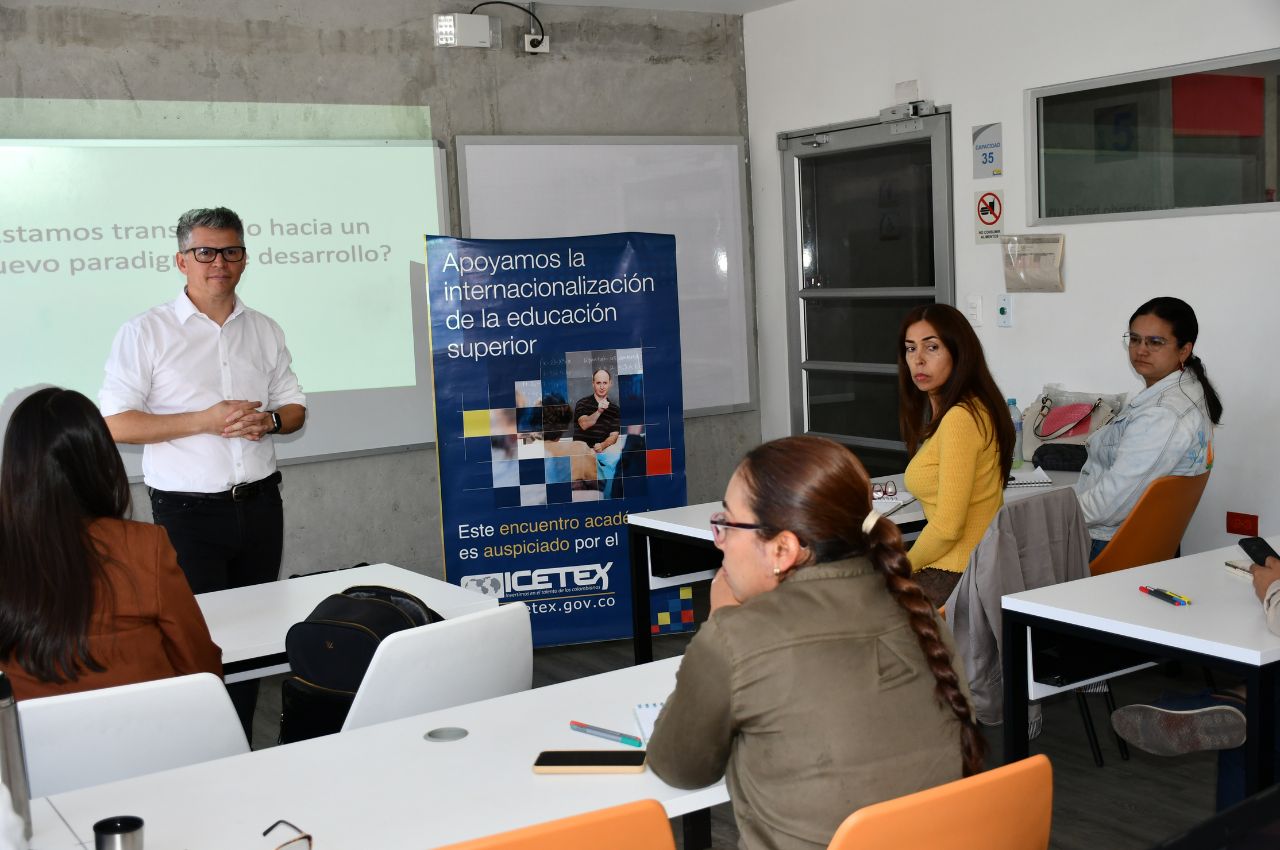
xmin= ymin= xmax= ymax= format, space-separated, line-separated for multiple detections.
xmin=827 ymin=755 xmax=1053 ymax=850
xmin=1077 ymin=471 xmax=1210 ymax=765
xmin=435 ymin=799 xmax=675 ymax=850
xmin=1089 ymin=471 xmax=1210 ymax=575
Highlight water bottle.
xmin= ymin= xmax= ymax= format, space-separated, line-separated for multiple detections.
xmin=1007 ymin=398 xmax=1024 ymax=469
xmin=0 ymin=672 xmax=31 ymax=844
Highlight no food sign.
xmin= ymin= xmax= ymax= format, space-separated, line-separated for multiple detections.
xmin=975 ymin=190 xmax=1004 ymax=243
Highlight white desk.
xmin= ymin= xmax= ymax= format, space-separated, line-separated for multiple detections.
xmin=42 ymin=657 xmax=727 ymax=849
xmin=199 ymin=564 xmax=496 ymax=683
xmin=627 ymin=470 xmax=1078 ymax=663
xmin=1002 ymin=535 xmax=1280 ymax=793
xmin=30 ymin=798 xmax=80 ymax=850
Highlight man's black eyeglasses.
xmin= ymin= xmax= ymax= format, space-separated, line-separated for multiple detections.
xmin=184 ymin=246 xmax=247 ymax=263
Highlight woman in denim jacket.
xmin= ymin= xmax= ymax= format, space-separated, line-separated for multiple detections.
xmin=1074 ymin=297 xmax=1223 ymax=560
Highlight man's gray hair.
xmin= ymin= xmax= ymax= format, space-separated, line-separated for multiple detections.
xmin=176 ymin=207 xmax=244 ymax=250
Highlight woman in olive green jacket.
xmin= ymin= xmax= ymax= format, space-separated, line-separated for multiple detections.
xmin=647 ymin=436 xmax=983 ymax=850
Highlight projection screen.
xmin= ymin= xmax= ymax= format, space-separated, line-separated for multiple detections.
xmin=0 ymin=139 xmax=445 ymax=474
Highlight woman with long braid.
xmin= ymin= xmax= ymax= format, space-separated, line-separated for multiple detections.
xmin=647 ymin=436 xmax=982 ymax=850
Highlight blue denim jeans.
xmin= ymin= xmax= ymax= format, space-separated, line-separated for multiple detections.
xmin=1214 ymin=691 xmax=1280 ymax=810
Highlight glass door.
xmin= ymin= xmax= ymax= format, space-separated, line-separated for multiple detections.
xmin=779 ymin=112 xmax=954 ymax=476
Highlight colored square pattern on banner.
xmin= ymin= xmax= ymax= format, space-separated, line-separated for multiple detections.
xmin=651 ymin=585 xmax=696 ymax=635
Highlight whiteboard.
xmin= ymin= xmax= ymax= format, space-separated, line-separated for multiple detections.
xmin=457 ymin=136 xmax=756 ymax=415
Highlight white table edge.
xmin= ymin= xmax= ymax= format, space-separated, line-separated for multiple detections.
xmin=1002 ymin=600 xmax=1274 ymax=667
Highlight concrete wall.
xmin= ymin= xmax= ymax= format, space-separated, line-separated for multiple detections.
xmin=0 ymin=0 xmax=759 ymax=577
xmin=744 ymin=0 xmax=1280 ymax=553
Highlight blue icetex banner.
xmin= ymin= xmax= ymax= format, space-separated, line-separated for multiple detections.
xmin=425 ymin=233 xmax=687 ymax=646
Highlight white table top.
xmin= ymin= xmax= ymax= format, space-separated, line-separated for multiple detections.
xmin=43 ymin=656 xmax=725 ymax=850
xmin=628 ymin=470 xmax=1080 ymax=540
xmin=1004 ymin=535 xmax=1280 ymax=666
xmin=198 ymin=564 xmax=495 ymax=667
xmin=30 ymin=798 xmax=80 ymax=850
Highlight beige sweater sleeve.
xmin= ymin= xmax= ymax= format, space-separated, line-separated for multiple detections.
xmin=1264 ymin=581 xmax=1280 ymax=637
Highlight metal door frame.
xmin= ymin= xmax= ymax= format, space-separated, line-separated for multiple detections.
xmin=778 ymin=110 xmax=955 ymax=447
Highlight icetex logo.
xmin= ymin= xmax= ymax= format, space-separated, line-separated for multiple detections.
xmin=461 ymin=562 xmax=612 ymax=600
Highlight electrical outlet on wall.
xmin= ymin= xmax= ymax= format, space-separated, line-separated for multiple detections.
xmin=1227 ymin=511 xmax=1260 ymax=537
xmin=524 ymin=34 xmax=549 ymax=53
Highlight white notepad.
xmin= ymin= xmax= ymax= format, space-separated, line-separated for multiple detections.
xmin=635 ymin=702 xmax=665 ymax=742
xmin=1005 ymin=466 xmax=1053 ymax=488
xmin=874 ymin=495 xmax=917 ymax=517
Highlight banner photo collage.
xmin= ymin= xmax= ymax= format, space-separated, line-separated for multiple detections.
xmin=426 ymin=232 xmax=687 ymax=646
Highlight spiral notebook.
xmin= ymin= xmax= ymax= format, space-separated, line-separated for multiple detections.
xmin=1005 ymin=467 xmax=1053 ymax=488
xmin=874 ymin=495 xmax=917 ymax=517
xmin=635 ymin=702 xmax=665 ymax=742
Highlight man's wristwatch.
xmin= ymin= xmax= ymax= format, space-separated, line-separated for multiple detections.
xmin=268 ymin=410 xmax=283 ymax=434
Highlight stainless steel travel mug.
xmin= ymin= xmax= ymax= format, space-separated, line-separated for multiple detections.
xmin=94 ymin=815 xmax=144 ymax=850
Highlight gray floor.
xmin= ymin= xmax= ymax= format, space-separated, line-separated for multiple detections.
xmin=250 ymin=634 xmax=1221 ymax=849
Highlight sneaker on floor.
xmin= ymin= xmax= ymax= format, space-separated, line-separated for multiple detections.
xmin=1110 ymin=704 xmax=1246 ymax=756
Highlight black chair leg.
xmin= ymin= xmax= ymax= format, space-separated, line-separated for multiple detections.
xmin=1102 ymin=684 xmax=1130 ymax=761
xmin=1203 ymin=667 xmax=1219 ymax=692
xmin=682 ymin=809 xmax=711 ymax=850
xmin=1076 ymin=690 xmax=1105 ymax=767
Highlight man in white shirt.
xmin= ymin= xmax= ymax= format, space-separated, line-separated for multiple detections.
xmin=100 ymin=207 xmax=306 ymax=734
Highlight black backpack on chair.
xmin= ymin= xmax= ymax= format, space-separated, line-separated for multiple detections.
xmin=278 ymin=585 xmax=443 ymax=743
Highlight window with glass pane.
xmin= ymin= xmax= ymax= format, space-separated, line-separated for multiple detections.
xmin=1038 ymin=56 xmax=1279 ymax=220
xmin=798 ymin=141 xmax=935 ymax=289
xmin=843 ymin=444 xmax=907 ymax=479
xmin=805 ymin=371 xmax=901 ymax=442
xmin=805 ymin=296 xmax=935 ymax=364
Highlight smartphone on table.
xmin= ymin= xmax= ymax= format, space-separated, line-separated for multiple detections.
xmin=532 ymin=750 xmax=647 ymax=774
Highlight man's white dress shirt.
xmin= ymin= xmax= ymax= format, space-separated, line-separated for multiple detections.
xmin=100 ymin=290 xmax=306 ymax=493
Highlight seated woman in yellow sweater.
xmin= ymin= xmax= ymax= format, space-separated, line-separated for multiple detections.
xmin=898 ymin=304 xmax=1013 ymax=607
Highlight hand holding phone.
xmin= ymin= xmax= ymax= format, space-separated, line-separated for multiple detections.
xmin=532 ymin=750 xmax=647 ymax=774
xmin=1239 ymin=537 xmax=1280 ymax=568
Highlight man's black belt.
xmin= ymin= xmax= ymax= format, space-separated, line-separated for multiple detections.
xmin=154 ymin=471 xmax=282 ymax=503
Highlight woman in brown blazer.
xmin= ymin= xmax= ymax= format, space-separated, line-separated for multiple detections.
xmin=0 ymin=388 xmax=221 ymax=701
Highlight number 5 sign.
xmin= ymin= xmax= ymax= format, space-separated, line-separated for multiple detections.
xmin=975 ymin=190 xmax=1004 ymax=243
